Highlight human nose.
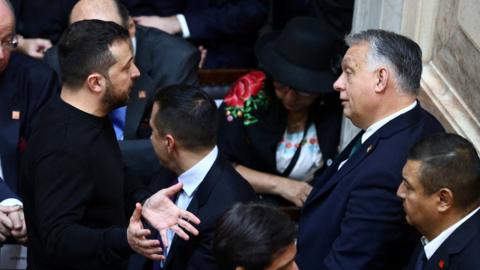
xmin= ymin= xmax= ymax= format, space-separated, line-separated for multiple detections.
xmin=333 ymin=73 xmax=345 ymax=92
xmin=131 ymin=63 xmax=140 ymax=78
xmin=396 ymin=182 xmax=406 ymax=199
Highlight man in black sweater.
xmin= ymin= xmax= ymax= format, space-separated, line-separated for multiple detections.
xmin=20 ymin=20 xmax=200 ymax=270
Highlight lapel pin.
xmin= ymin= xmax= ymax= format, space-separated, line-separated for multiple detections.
xmin=366 ymin=144 xmax=373 ymax=153
xmin=438 ymin=259 xmax=445 ymax=269
xmin=12 ymin=110 xmax=20 ymax=120
xmin=138 ymin=90 xmax=147 ymax=99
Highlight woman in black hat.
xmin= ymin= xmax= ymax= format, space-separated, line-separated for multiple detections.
xmin=217 ymin=17 xmax=343 ymax=207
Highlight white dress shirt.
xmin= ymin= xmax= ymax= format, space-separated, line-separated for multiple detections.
xmin=421 ymin=206 xmax=480 ymax=259
xmin=176 ymin=14 xmax=191 ymax=38
xmin=165 ymin=146 xmax=218 ymax=255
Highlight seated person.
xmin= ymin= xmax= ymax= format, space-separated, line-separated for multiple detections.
xmin=129 ymin=85 xmax=256 ymax=270
xmin=398 ymin=133 xmax=480 ymax=269
xmin=0 ymin=0 xmax=59 ymax=244
xmin=128 ymin=0 xmax=268 ymax=68
xmin=11 ymin=0 xmax=76 ymax=58
xmin=217 ymin=17 xmax=343 ymax=206
xmin=213 ymin=202 xmax=298 ymax=270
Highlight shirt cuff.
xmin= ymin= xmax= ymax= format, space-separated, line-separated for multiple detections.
xmin=0 ymin=198 xmax=23 ymax=207
xmin=176 ymin=14 xmax=191 ymax=38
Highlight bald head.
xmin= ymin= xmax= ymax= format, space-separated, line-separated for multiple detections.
xmin=0 ymin=0 xmax=15 ymax=73
xmin=0 ymin=0 xmax=15 ymax=26
xmin=70 ymin=0 xmax=128 ymax=29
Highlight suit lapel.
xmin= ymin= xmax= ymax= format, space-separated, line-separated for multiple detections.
xmin=164 ymin=157 xmax=221 ymax=268
xmin=425 ymin=211 xmax=480 ymax=270
xmin=124 ymin=72 xmax=155 ymax=139
xmin=305 ymin=104 xmax=423 ymax=207
xmin=0 ymin=76 xmax=22 ymax=191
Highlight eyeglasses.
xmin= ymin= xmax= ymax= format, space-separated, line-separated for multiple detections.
xmin=273 ymin=81 xmax=314 ymax=97
xmin=0 ymin=35 xmax=18 ymax=50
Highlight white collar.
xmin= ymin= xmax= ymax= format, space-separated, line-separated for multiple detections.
xmin=177 ymin=146 xmax=218 ymax=197
xmin=361 ymin=101 xmax=417 ymax=143
xmin=421 ymin=206 xmax=480 ymax=259
xmin=131 ymin=37 xmax=137 ymax=57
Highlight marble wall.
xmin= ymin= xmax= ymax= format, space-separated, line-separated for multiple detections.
xmin=345 ymin=0 xmax=480 ymax=151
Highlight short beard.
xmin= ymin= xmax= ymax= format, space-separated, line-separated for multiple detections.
xmin=101 ymin=76 xmax=129 ymax=112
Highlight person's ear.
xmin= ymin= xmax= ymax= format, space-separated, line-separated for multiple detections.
xmin=86 ymin=73 xmax=105 ymax=94
xmin=165 ymin=134 xmax=175 ymax=153
xmin=127 ymin=17 xmax=136 ymax=38
xmin=374 ymin=67 xmax=389 ymax=93
xmin=437 ymin=188 xmax=454 ymax=213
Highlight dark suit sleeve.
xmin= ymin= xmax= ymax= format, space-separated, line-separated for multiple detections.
xmin=155 ymin=41 xmax=199 ymax=86
xmin=143 ymin=29 xmax=200 ymax=87
xmin=186 ymin=227 xmax=219 ymax=270
xmin=42 ymin=46 xmax=62 ymax=84
xmin=324 ymin=170 xmax=409 ymax=269
xmin=22 ymin=55 xmax=60 ymax=140
xmin=184 ymin=0 xmax=268 ymax=40
xmin=32 ymin=152 xmax=131 ymax=265
xmin=0 ymin=180 xmax=18 ymax=201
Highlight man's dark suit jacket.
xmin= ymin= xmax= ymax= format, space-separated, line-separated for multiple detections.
xmin=11 ymin=0 xmax=77 ymax=43
xmin=121 ymin=0 xmax=268 ymax=68
xmin=405 ymin=210 xmax=480 ymax=270
xmin=0 ymin=180 xmax=17 ymax=201
xmin=0 ymin=52 xmax=59 ymax=195
xmin=296 ymin=103 xmax=445 ymax=270
xmin=129 ymin=154 xmax=256 ymax=270
xmin=44 ymin=25 xmax=200 ymax=183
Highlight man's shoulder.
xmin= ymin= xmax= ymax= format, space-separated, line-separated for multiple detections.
xmin=7 ymin=52 xmax=56 ymax=80
xmin=208 ymin=156 xmax=256 ymax=198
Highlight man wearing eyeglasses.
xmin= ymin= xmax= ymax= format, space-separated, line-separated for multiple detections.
xmin=0 ymin=0 xmax=59 ymax=244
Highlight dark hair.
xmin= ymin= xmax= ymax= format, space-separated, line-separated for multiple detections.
xmin=213 ymin=203 xmax=297 ymax=270
xmin=113 ymin=0 xmax=130 ymax=29
xmin=346 ymin=29 xmax=422 ymax=95
xmin=153 ymin=85 xmax=217 ymax=150
xmin=408 ymin=133 xmax=480 ymax=209
xmin=58 ymin=20 xmax=130 ymax=89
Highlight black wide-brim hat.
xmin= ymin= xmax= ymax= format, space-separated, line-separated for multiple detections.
xmin=256 ymin=16 xmax=339 ymax=94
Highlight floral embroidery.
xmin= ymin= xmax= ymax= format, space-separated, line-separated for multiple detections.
xmin=224 ymin=71 xmax=269 ymax=125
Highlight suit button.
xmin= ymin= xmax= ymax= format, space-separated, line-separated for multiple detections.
xmin=326 ymin=159 xmax=333 ymax=166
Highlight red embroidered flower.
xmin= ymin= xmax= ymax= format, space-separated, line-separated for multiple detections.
xmin=223 ymin=71 xmax=269 ymax=125
xmin=224 ymin=71 xmax=266 ymax=107
xmin=438 ymin=259 xmax=445 ymax=269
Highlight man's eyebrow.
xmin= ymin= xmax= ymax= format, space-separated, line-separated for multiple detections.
xmin=122 ymin=56 xmax=134 ymax=68
xmin=402 ymin=177 xmax=412 ymax=187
